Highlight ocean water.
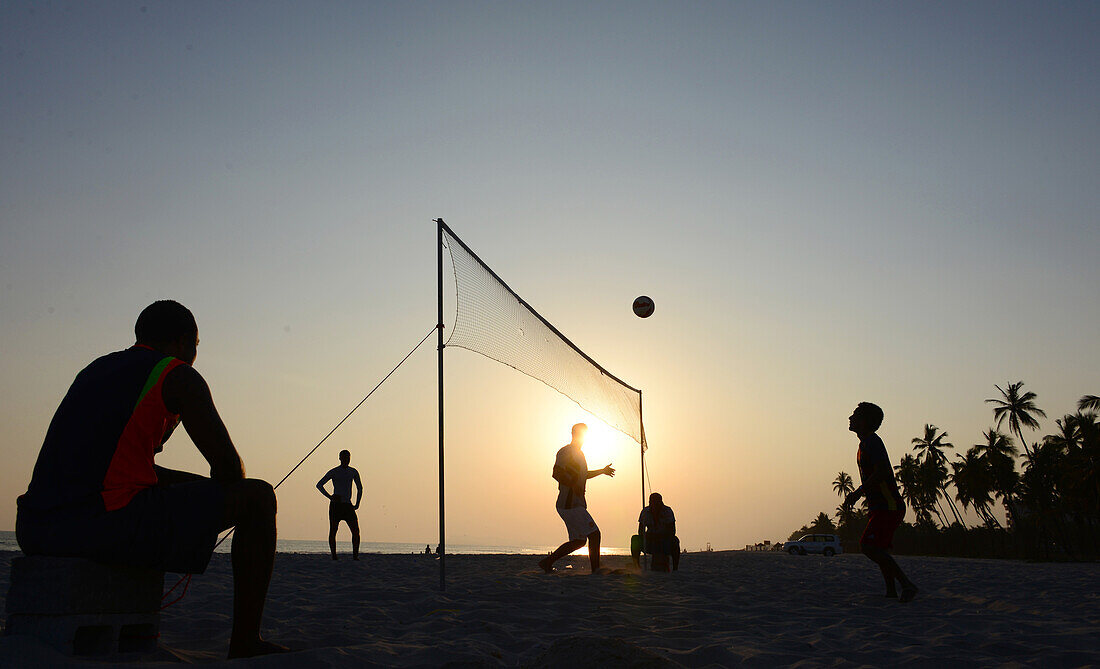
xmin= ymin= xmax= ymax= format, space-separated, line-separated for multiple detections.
xmin=0 ymin=531 xmax=626 ymax=556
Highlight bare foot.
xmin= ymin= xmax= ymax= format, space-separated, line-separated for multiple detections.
xmin=227 ymin=638 xmax=289 ymax=659
xmin=537 ymin=557 xmax=554 ymax=573
xmin=899 ymin=586 xmax=918 ymax=603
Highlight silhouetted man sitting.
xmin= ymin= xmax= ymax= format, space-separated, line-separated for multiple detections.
xmin=632 ymin=492 xmax=680 ymax=572
xmin=15 ymin=300 xmax=285 ymax=658
xmin=316 ymin=449 xmax=363 ymax=560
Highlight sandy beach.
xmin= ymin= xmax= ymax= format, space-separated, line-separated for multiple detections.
xmin=2 ymin=549 xmax=1098 ymax=667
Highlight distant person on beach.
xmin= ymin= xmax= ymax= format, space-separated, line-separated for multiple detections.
xmin=843 ymin=402 xmax=918 ymax=602
xmin=538 ymin=423 xmax=615 ymax=574
xmin=15 ymin=300 xmax=284 ymax=658
xmin=632 ymin=492 xmax=680 ymax=572
xmin=316 ymin=450 xmax=362 ymax=561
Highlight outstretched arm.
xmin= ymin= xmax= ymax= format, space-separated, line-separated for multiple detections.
xmin=353 ymin=471 xmax=363 ymax=509
xmin=587 ymin=464 xmax=615 ymax=479
xmin=162 ymin=365 xmax=244 ymax=482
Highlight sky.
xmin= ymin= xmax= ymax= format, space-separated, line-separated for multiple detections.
xmin=2 ymin=1 xmax=1098 ymax=551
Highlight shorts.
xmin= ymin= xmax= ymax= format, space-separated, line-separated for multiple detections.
xmin=16 ymin=480 xmax=226 ymax=575
xmin=329 ymin=500 xmax=359 ymax=528
xmin=644 ymin=533 xmax=675 ymax=556
xmin=556 ymin=506 xmax=599 ymax=541
xmin=861 ymin=509 xmax=905 ymax=549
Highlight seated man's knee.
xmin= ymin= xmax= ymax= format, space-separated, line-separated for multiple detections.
xmin=237 ymin=478 xmax=276 ymax=518
xmin=590 ymin=529 xmax=601 ymax=542
xmin=251 ymin=479 xmax=276 ymax=511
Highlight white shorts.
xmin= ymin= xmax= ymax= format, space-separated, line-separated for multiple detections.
xmin=557 ymin=507 xmax=599 ymax=541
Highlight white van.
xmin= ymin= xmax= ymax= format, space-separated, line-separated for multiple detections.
xmin=782 ymin=534 xmax=842 ymax=556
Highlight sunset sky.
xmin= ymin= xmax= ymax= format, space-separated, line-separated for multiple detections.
xmin=2 ymin=2 xmax=1097 ymax=551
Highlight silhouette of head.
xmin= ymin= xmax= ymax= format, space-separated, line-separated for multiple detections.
xmin=849 ymin=402 xmax=884 ymax=434
xmin=136 ymin=300 xmax=198 ymax=364
xmin=649 ymin=492 xmax=664 ymax=508
xmin=339 ymin=450 xmax=351 ymax=465
xmin=571 ymin=423 xmax=588 ymax=446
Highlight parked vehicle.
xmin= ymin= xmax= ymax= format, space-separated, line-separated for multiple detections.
xmin=783 ymin=534 xmax=842 ymax=556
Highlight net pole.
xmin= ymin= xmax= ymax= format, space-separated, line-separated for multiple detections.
xmin=436 ymin=218 xmax=446 ymax=591
xmin=640 ymin=394 xmax=645 ymax=513
xmin=640 ymin=395 xmax=647 ymax=571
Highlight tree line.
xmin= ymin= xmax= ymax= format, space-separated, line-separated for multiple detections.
xmin=788 ymin=383 xmax=1099 ymax=559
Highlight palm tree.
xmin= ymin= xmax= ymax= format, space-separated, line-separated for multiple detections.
xmin=810 ymin=511 xmax=836 ymax=533
xmin=1079 ymin=395 xmax=1100 ymax=413
xmin=974 ymin=428 xmax=1020 ymax=526
xmin=832 ymin=471 xmax=854 ymax=497
xmin=987 ymin=381 xmax=1047 ymax=461
xmin=918 ymin=456 xmax=951 ymax=526
xmin=1044 ymin=416 xmax=1081 ymax=454
xmin=950 ymin=447 xmax=998 ymax=528
xmin=895 ymin=454 xmax=931 ymax=525
xmin=912 ymin=424 xmax=963 ymax=525
xmin=1047 ymin=412 xmax=1099 ymax=522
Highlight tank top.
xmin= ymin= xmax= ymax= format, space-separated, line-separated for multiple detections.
xmin=20 ymin=345 xmax=185 ymax=512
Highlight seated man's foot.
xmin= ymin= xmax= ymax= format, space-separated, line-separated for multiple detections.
xmin=537 ymin=557 xmax=554 ymax=573
xmin=353 ymin=555 xmax=360 ymax=561
xmin=331 ymin=555 xmax=338 ymax=561
xmin=899 ymin=586 xmax=918 ymax=603
xmin=227 ymin=638 xmax=289 ymax=659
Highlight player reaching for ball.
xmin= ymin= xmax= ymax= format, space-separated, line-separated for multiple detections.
xmin=538 ymin=423 xmax=615 ymax=574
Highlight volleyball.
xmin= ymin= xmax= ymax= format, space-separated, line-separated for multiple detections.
xmin=632 ymin=296 xmax=655 ymax=318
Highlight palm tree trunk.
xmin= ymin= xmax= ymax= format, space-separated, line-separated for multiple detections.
xmin=932 ymin=500 xmax=948 ymax=528
xmin=1016 ymin=427 xmax=1035 ymax=463
xmin=942 ymin=486 xmax=964 ymax=526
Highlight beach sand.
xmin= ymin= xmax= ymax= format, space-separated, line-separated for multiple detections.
xmin=1 ymin=549 xmax=1097 ymax=667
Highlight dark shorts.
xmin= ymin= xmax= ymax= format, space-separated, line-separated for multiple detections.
xmin=16 ymin=480 xmax=226 ymax=575
xmin=631 ymin=534 xmax=680 ymax=556
xmin=861 ymin=509 xmax=905 ymax=549
xmin=329 ymin=500 xmax=358 ymax=527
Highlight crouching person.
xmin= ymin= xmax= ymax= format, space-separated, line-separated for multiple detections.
xmin=632 ymin=492 xmax=680 ymax=572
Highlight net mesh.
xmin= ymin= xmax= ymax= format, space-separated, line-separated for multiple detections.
xmin=442 ymin=224 xmax=644 ymax=447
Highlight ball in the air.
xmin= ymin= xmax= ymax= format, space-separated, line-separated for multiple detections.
xmin=633 ymin=296 xmax=655 ymax=318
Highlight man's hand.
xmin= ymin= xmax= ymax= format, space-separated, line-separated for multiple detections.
xmin=603 ymin=464 xmax=615 ymax=477
xmin=844 ymin=488 xmax=862 ymax=508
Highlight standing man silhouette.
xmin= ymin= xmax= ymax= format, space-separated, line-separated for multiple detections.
xmin=844 ymin=402 xmax=918 ymax=602
xmin=538 ymin=423 xmax=615 ymax=574
xmin=316 ymin=450 xmax=362 ymax=560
